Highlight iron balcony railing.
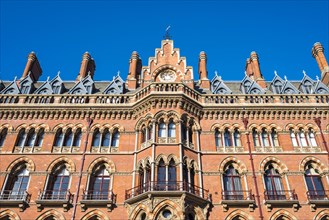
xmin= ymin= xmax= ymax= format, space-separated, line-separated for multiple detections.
xmin=0 ymin=190 xmax=30 ymax=201
xmin=222 ymin=190 xmax=255 ymax=201
xmin=38 ymin=190 xmax=72 ymax=201
xmin=307 ymin=190 xmax=329 ymax=200
xmin=264 ymin=189 xmax=298 ymax=201
xmin=82 ymin=190 xmax=114 ymax=201
xmin=125 ymin=181 xmax=209 ymax=200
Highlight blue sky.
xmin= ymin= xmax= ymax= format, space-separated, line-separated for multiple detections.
xmin=1 ymin=0 xmax=328 ymax=82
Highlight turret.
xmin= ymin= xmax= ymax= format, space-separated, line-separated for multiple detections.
xmin=21 ymin=51 xmax=42 ymax=82
xmin=312 ymin=42 xmax=329 ymax=85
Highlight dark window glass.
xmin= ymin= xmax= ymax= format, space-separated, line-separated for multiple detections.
xmin=223 ymin=165 xmax=243 ymax=200
xmin=4 ymin=165 xmax=29 ymax=200
xmin=0 ymin=128 xmax=8 ymax=147
xmin=157 ymin=159 xmax=166 ymax=190
xmin=34 ymin=129 xmax=44 ymax=147
xmin=264 ymin=165 xmax=285 ymax=200
xmin=92 ymin=129 xmax=101 ymax=147
xmin=111 ymin=129 xmax=119 ymax=147
xmin=89 ymin=166 xmax=110 ymax=200
xmin=54 ymin=129 xmax=64 ymax=147
xmin=73 ymin=129 xmax=82 ymax=146
xmin=47 ymin=166 xmax=70 ymax=200
xmin=102 ymin=129 xmax=110 ymax=147
xmin=168 ymin=159 xmax=176 ymax=190
xmin=17 ymin=129 xmax=26 ymax=147
xmin=63 ymin=129 xmax=73 ymax=146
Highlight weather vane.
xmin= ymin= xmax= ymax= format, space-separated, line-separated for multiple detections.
xmin=163 ymin=25 xmax=172 ymax=40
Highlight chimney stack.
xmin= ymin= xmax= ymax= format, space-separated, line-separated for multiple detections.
xmin=245 ymin=51 xmax=266 ymax=88
xmin=76 ymin=52 xmax=96 ymax=81
xmin=312 ymin=42 xmax=329 ymax=85
xmin=198 ymin=51 xmax=210 ymax=90
xmin=127 ymin=51 xmax=142 ymax=90
xmin=21 ymin=51 xmax=42 ymax=82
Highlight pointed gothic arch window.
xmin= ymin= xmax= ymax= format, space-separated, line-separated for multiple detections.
xmin=215 ymin=128 xmax=221 ymax=147
xmin=0 ymin=128 xmax=8 ymax=147
xmin=111 ymin=129 xmax=120 ymax=147
xmin=298 ymin=128 xmax=308 ymax=147
xmin=261 ymin=128 xmax=270 ymax=147
xmin=158 ymin=121 xmax=166 ymax=138
xmin=26 ymin=128 xmax=37 ymax=147
xmin=92 ymin=129 xmax=101 ymax=147
xmin=252 ymin=128 xmax=260 ymax=147
xmin=35 ymin=128 xmax=45 ymax=147
xmin=264 ymin=164 xmax=285 ymax=200
xmin=224 ymin=128 xmax=232 ymax=147
xmin=274 ymin=80 xmax=283 ymax=93
xmin=233 ymin=128 xmax=240 ymax=146
xmin=168 ymin=120 xmax=176 ymax=138
xmin=304 ymin=80 xmax=314 ymax=94
xmin=45 ymin=165 xmax=70 ymax=200
xmin=3 ymin=164 xmax=30 ymax=200
xmin=168 ymin=159 xmax=176 ymax=190
xmin=271 ymin=128 xmax=279 ymax=146
xmin=73 ymin=128 xmax=82 ymax=146
xmin=305 ymin=164 xmax=325 ymax=200
xmin=102 ymin=129 xmax=111 ymax=147
xmin=223 ymin=165 xmax=243 ymax=200
xmin=54 ymin=128 xmax=64 ymax=147
xmin=88 ymin=165 xmax=110 ymax=200
xmin=308 ymin=128 xmax=317 ymax=147
xmin=16 ymin=128 xmax=27 ymax=147
xmin=157 ymin=159 xmax=166 ymax=190
xmin=289 ymin=128 xmax=298 ymax=147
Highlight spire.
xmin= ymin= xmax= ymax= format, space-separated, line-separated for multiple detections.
xmin=163 ymin=25 xmax=172 ymax=40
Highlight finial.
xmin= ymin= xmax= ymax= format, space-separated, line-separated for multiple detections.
xmin=244 ymin=71 xmax=247 ymax=76
xmin=163 ymin=25 xmax=172 ymax=40
xmin=274 ymin=70 xmax=278 ymax=76
xmin=215 ymin=70 xmax=218 ymax=76
xmin=316 ymin=75 xmax=319 ymax=81
xmin=88 ymin=71 xmax=91 ymax=76
xmin=14 ymin=76 xmax=17 ymax=81
xmin=57 ymin=71 xmax=60 ymax=76
xmin=47 ymin=76 xmax=50 ymax=82
xmin=117 ymin=70 xmax=120 ymax=76
xmin=284 ymin=75 xmax=287 ymax=81
xmin=303 ymin=70 xmax=306 ymax=76
xmin=27 ymin=71 xmax=31 ymax=76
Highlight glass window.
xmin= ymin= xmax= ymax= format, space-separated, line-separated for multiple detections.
xmin=290 ymin=128 xmax=298 ymax=147
xmin=92 ymin=129 xmax=101 ymax=147
xmin=26 ymin=129 xmax=36 ymax=147
xmin=157 ymin=159 xmax=166 ymax=190
xmin=54 ymin=129 xmax=64 ymax=147
xmin=17 ymin=129 xmax=27 ymax=147
xmin=271 ymin=128 xmax=279 ymax=146
xmin=168 ymin=121 xmax=176 ymax=138
xmin=63 ymin=129 xmax=73 ymax=146
xmin=305 ymin=165 xmax=325 ymax=199
xmin=73 ymin=128 xmax=82 ymax=146
xmin=0 ymin=128 xmax=8 ymax=147
xmin=46 ymin=166 xmax=70 ymax=200
xmin=308 ymin=129 xmax=317 ymax=147
xmin=102 ymin=129 xmax=110 ymax=147
xmin=215 ymin=129 xmax=221 ymax=147
xmin=224 ymin=128 xmax=232 ymax=147
xmin=233 ymin=129 xmax=240 ymax=146
xmin=223 ymin=165 xmax=243 ymax=200
xmin=34 ymin=129 xmax=44 ymax=147
xmin=261 ymin=128 xmax=269 ymax=146
xmin=158 ymin=122 xmax=166 ymax=138
xmin=298 ymin=129 xmax=308 ymax=147
xmin=252 ymin=128 xmax=260 ymax=146
xmin=141 ymin=126 xmax=146 ymax=143
xmin=89 ymin=165 xmax=110 ymax=200
xmin=264 ymin=165 xmax=285 ymax=200
xmin=111 ymin=129 xmax=119 ymax=147
xmin=4 ymin=165 xmax=29 ymax=200
xmin=168 ymin=159 xmax=176 ymax=190
xmin=148 ymin=124 xmax=153 ymax=140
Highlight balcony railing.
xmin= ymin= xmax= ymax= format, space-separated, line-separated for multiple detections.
xmin=0 ymin=190 xmax=30 ymax=201
xmin=82 ymin=190 xmax=114 ymax=201
xmin=307 ymin=190 xmax=329 ymax=200
xmin=125 ymin=181 xmax=209 ymax=200
xmin=264 ymin=190 xmax=298 ymax=201
xmin=222 ymin=190 xmax=254 ymax=201
xmin=38 ymin=190 xmax=72 ymax=201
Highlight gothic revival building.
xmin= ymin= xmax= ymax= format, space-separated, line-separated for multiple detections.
xmin=0 ymin=40 xmax=328 ymax=220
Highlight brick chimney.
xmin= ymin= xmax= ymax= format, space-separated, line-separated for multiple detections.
xmin=21 ymin=51 xmax=42 ymax=82
xmin=198 ymin=51 xmax=210 ymax=90
xmin=312 ymin=42 xmax=329 ymax=86
xmin=127 ymin=51 xmax=142 ymax=90
xmin=245 ymin=51 xmax=266 ymax=88
xmin=76 ymin=52 xmax=96 ymax=81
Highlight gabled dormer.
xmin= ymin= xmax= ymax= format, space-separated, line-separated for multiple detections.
xmin=1 ymin=77 xmax=20 ymax=94
xmin=270 ymin=73 xmax=285 ymax=94
xmin=299 ymin=73 xmax=315 ymax=94
xmin=50 ymin=74 xmax=64 ymax=94
xmin=103 ymin=75 xmax=124 ymax=94
xmin=68 ymin=75 xmax=94 ymax=95
xmin=240 ymin=75 xmax=265 ymax=94
xmin=280 ymin=77 xmax=300 ymax=94
xmin=314 ymin=77 xmax=329 ymax=94
xmin=211 ymin=74 xmax=232 ymax=94
xmin=19 ymin=74 xmax=35 ymax=94
xmin=34 ymin=79 xmax=53 ymax=95
xmin=0 ymin=80 xmax=4 ymax=92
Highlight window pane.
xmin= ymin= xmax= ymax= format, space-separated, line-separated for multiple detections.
xmin=168 ymin=122 xmax=176 ymax=137
xmin=102 ymin=130 xmax=110 ymax=146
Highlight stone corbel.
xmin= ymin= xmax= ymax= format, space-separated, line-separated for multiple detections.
xmin=63 ymin=203 xmax=69 ymax=212
xmin=266 ymin=203 xmax=272 ymax=212
xmin=249 ymin=203 xmax=255 ymax=212
xmin=292 ymin=203 xmax=299 ymax=212
xmin=310 ymin=203 xmax=316 ymax=212
xmin=222 ymin=203 xmax=228 ymax=212
xmin=37 ymin=203 xmax=43 ymax=212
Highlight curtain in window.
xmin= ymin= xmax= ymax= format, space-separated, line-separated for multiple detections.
xmin=305 ymin=166 xmax=325 ymax=199
xmin=233 ymin=129 xmax=240 ymax=146
xmin=271 ymin=128 xmax=279 ymax=146
xmin=223 ymin=166 xmax=242 ymax=200
xmin=261 ymin=128 xmax=269 ymax=146
xmin=308 ymin=129 xmax=317 ymax=147
xmin=26 ymin=129 xmax=37 ymax=147
xmin=17 ymin=129 xmax=27 ymax=147
xmin=157 ymin=159 xmax=166 ymax=190
xmin=298 ymin=129 xmax=308 ymax=147
xmin=264 ymin=166 xmax=285 ymax=200
xmin=90 ymin=166 xmax=110 ymax=200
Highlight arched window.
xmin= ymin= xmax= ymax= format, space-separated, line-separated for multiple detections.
xmin=102 ymin=129 xmax=111 ymax=147
xmin=45 ymin=165 xmax=70 ymax=200
xmin=264 ymin=164 xmax=285 ymax=200
xmin=183 ymin=161 xmax=189 ymax=186
xmin=223 ymin=165 xmax=242 ymax=200
xmin=16 ymin=128 xmax=27 ymax=147
xmin=298 ymin=128 xmax=308 ymax=147
xmin=54 ymin=129 xmax=64 ymax=147
xmin=148 ymin=124 xmax=153 ymax=140
xmin=271 ymin=128 xmax=279 ymax=146
xmin=92 ymin=129 xmax=101 ymax=147
xmin=252 ymin=128 xmax=260 ymax=146
xmin=190 ymin=164 xmax=195 ymax=193
xmin=305 ymin=165 xmax=325 ymax=200
xmin=168 ymin=121 xmax=176 ymax=138
xmin=290 ymin=128 xmax=298 ymax=147
xmin=308 ymin=128 xmax=317 ymax=147
xmin=168 ymin=159 xmax=176 ymax=190
xmin=158 ymin=122 xmax=166 ymax=138
xmin=88 ymin=165 xmax=110 ymax=200
xmin=157 ymin=159 xmax=166 ymax=190
xmin=215 ymin=129 xmax=221 ymax=147
xmin=25 ymin=128 xmax=37 ymax=147
xmin=141 ymin=126 xmax=146 ymax=143
xmin=20 ymin=82 xmax=30 ymax=94
xmin=111 ymin=129 xmax=119 ymax=147
xmin=261 ymin=128 xmax=270 ymax=147
xmin=63 ymin=128 xmax=73 ymax=146
xmin=34 ymin=128 xmax=45 ymax=147
xmin=273 ymin=80 xmax=283 ymax=94
xmin=73 ymin=128 xmax=82 ymax=146
xmin=3 ymin=164 xmax=29 ymax=200
xmin=224 ymin=128 xmax=232 ymax=147
xmin=181 ymin=123 xmax=187 ymax=141
xmin=233 ymin=128 xmax=240 ymax=146
xmin=243 ymin=81 xmax=251 ymax=93
xmin=0 ymin=128 xmax=8 ymax=147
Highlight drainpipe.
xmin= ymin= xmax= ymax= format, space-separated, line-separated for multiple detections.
xmin=243 ymin=117 xmax=264 ymax=220
xmin=314 ymin=117 xmax=329 ymax=164
xmin=71 ymin=117 xmax=93 ymax=220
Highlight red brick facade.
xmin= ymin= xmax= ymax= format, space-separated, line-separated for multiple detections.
xmin=0 ymin=40 xmax=328 ymax=220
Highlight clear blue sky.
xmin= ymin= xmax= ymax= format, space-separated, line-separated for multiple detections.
xmin=1 ymin=0 xmax=328 ymax=82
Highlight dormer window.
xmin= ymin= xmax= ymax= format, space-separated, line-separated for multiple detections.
xmin=20 ymin=82 xmax=30 ymax=94
xmin=304 ymin=81 xmax=313 ymax=94
xmin=243 ymin=81 xmax=251 ymax=93
xmin=274 ymin=80 xmax=283 ymax=93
